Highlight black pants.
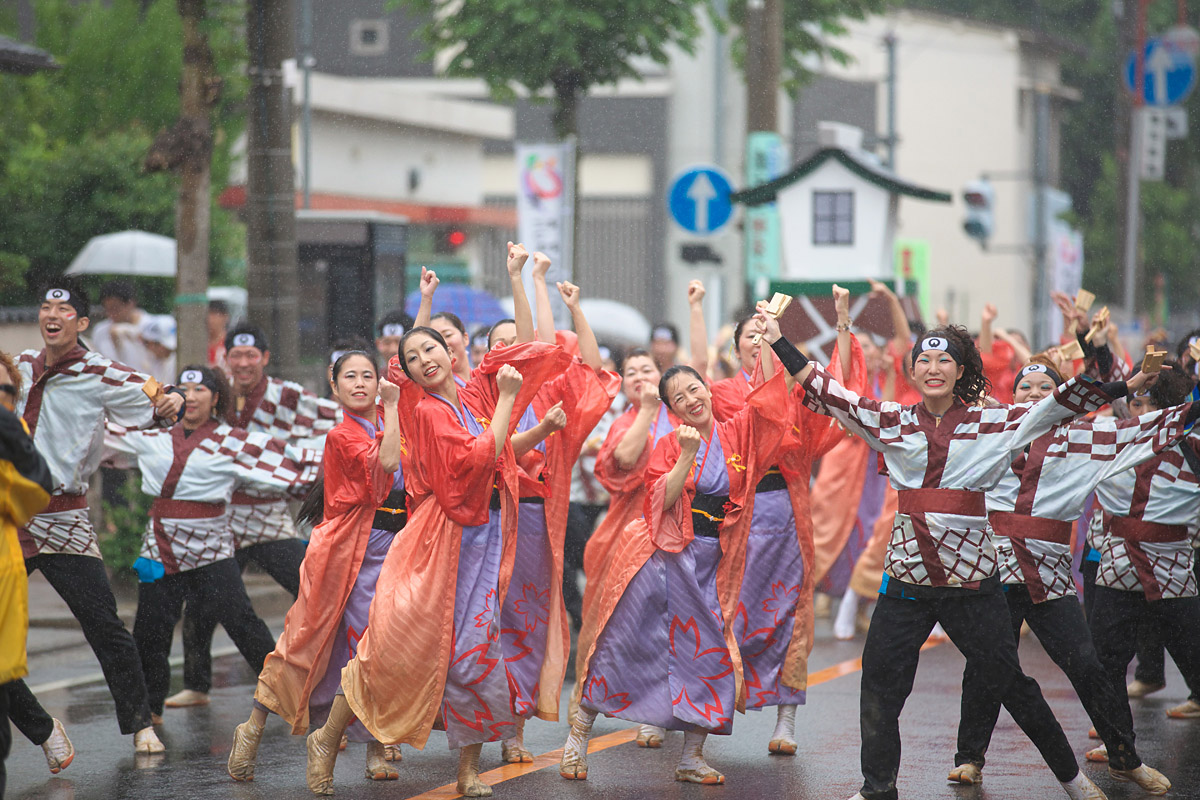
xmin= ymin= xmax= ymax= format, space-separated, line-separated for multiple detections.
xmin=564 ymin=503 xmax=604 ymax=627
xmin=1080 ymin=558 xmax=1098 ymax=621
xmin=134 ymin=558 xmax=276 ymax=714
xmin=1132 ymin=554 xmax=1200 ymax=696
xmin=859 ymin=583 xmax=1078 ymax=800
xmin=956 ymin=585 xmax=1139 ymax=771
xmin=180 ymin=538 xmax=304 ymax=692
xmin=1090 ymin=587 xmax=1200 ymax=726
xmin=18 ymin=554 xmax=153 ymax=735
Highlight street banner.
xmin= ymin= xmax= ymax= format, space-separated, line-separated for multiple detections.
xmin=744 ymin=132 xmax=787 ymax=296
xmin=516 ymin=141 xmax=576 ymax=327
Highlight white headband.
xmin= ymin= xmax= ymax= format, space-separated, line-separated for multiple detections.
xmin=179 ymin=369 xmax=204 ymax=385
xmin=381 ymin=323 xmax=406 ymax=338
xmin=232 ymin=333 xmax=255 ymax=348
xmin=45 ymin=288 xmax=71 ymax=302
xmin=652 ymin=326 xmax=674 ymax=342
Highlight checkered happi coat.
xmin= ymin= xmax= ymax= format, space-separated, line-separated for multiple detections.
xmin=227 ymin=376 xmax=340 ymax=546
xmin=106 ymin=421 xmax=320 ymax=573
xmin=988 ymin=403 xmax=1198 ymax=602
xmin=16 ymin=347 xmax=164 ymax=558
xmin=1095 ymin=435 xmax=1200 ymax=600
xmin=799 ymin=363 xmax=1112 ymax=588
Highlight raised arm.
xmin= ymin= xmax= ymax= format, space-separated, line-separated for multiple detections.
xmin=661 ymin=424 xmax=701 ymax=510
xmin=506 ymin=242 xmax=535 ymax=344
xmin=414 ymin=266 xmax=438 ymax=328
xmin=531 ymin=251 xmax=557 ymax=344
xmin=613 ymin=386 xmax=662 ymax=469
xmin=510 ymin=401 xmax=566 ymax=458
xmin=834 ymin=283 xmax=853 ymax=372
xmin=558 ymin=281 xmax=602 ymax=372
xmin=869 ymin=279 xmax=910 ymax=355
xmin=687 ymin=280 xmax=709 ymax=379
xmin=979 ymin=302 xmax=997 ymax=354
xmin=489 ymin=364 xmax=523 ymax=459
xmin=377 ymin=379 xmax=404 ymax=473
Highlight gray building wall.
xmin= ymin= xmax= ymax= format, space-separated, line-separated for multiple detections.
xmin=792 ymin=75 xmax=879 ymax=161
xmin=303 ymin=0 xmax=433 ymax=78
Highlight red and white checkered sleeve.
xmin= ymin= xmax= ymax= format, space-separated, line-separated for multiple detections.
xmin=1006 ymin=376 xmax=1114 ymax=452
xmin=799 ymin=363 xmax=900 ymax=451
xmin=92 ymin=358 xmax=159 ymax=430
xmin=224 ymin=431 xmax=317 ymax=496
xmin=284 ymin=385 xmax=341 ymax=441
xmin=1086 ymin=403 xmax=1198 ymax=483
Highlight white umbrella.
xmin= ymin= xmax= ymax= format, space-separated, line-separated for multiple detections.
xmin=65 ymin=230 xmax=176 ymax=277
xmin=495 ymin=296 xmax=651 ymax=347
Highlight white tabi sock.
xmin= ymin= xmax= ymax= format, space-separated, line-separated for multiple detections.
xmin=834 ymin=587 xmax=859 ymax=639
xmin=771 ymin=704 xmax=797 ymax=742
xmin=1061 ymin=770 xmax=1107 ymax=800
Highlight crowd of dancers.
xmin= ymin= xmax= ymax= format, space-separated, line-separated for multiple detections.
xmin=3 ymin=242 xmax=1200 ymax=800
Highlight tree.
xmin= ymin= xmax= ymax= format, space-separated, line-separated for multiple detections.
xmin=398 ymin=0 xmax=707 ymax=141
xmin=0 ymin=0 xmax=246 ymax=308
xmin=145 ymin=0 xmax=222 ymax=368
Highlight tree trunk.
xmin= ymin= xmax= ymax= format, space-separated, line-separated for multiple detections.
xmin=245 ymin=0 xmax=301 ymax=381
xmin=173 ymin=0 xmax=215 ymax=370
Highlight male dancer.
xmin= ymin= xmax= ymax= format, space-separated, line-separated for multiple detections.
xmin=11 ymin=283 xmax=183 ymax=760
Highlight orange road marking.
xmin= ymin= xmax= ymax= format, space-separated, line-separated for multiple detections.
xmin=405 ymin=636 xmax=946 ymax=799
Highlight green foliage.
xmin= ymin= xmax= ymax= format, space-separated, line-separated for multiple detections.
xmin=906 ymin=0 xmax=1200 ymax=313
xmin=396 ymin=0 xmax=707 ymax=136
xmin=99 ymin=470 xmax=153 ymax=576
xmin=0 ymin=0 xmax=247 ymax=305
xmin=400 ymin=0 xmax=704 ymax=92
xmin=725 ymin=0 xmax=891 ymax=96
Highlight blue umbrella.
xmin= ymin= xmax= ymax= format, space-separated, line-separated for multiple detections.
xmin=404 ymin=285 xmax=507 ymax=332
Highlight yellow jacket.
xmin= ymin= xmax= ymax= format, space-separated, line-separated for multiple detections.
xmin=1 ymin=415 xmax=52 ymax=684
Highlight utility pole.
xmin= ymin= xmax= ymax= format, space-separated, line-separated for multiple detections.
xmin=300 ymin=0 xmax=313 ymax=209
xmin=1032 ymin=87 xmax=1051 ymax=349
xmin=246 ymin=0 xmax=301 ymax=381
xmin=883 ymin=32 xmax=898 ymax=170
xmin=1122 ymin=0 xmax=1150 ymax=320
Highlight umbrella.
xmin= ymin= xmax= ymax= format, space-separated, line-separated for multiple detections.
xmin=65 ymin=231 xmax=176 ymax=277
xmin=405 ymin=284 xmax=507 ymax=332
xmin=0 ymin=35 xmax=59 ymax=76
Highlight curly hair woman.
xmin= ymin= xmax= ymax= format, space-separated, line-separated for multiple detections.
xmin=757 ymin=291 xmax=1147 ymax=800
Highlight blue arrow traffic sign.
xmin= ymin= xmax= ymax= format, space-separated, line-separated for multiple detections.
xmin=668 ymin=166 xmax=734 ymax=235
xmin=1125 ymin=38 xmax=1196 ymax=106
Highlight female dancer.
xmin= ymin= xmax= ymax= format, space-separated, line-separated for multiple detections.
xmin=227 ymin=351 xmax=407 ymax=783
xmin=692 ymin=285 xmax=865 ymax=754
xmin=950 ymin=354 xmax=1179 ymax=794
xmin=765 ymin=294 xmax=1136 ymax=800
xmin=570 ymin=347 xmax=677 ymax=743
xmin=104 ymin=366 xmax=319 ymax=724
xmin=563 ymin=337 xmax=793 ymax=785
xmin=480 ymin=257 xmax=620 ymax=763
xmin=306 ymin=329 xmax=567 ymax=797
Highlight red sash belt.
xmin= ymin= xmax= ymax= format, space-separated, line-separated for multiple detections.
xmin=45 ymin=493 xmax=88 ymax=514
xmin=150 ymin=499 xmax=226 ymax=520
xmin=1109 ymin=517 xmax=1188 ymax=544
xmin=230 ymin=491 xmax=279 ymax=506
xmin=989 ymin=511 xmax=1072 ymax=545
xmin=896 ymin=489 xmax=987 ymax=588
xmin=897 ymin=488 xmax=986 ymax=517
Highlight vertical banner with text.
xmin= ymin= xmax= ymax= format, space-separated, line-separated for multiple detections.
xmin=744 ymin=132 xmax=787 ymax=299
xmin=516 ymin=141 xmax=576 ymax=328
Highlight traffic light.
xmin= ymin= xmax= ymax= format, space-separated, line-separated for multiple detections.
xmin=962 ymin=179 xmax=994 ymax=250
xmin=433 ymin=226 xmax=468 ymax=254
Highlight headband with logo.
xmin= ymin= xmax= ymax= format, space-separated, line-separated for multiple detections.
xmin=226 ymin=330 xmax=268 ymax=353
xmin=380 ymin=323 xmax=406 ymax=338
xmin=43 ymin=288 xmax=86 ymax=318
xmin=913 ymin=335 xmax=964 ymax=365
xmin=177 ymin=369 xmax=222 ymax=395
xmin=1013 ymin=362 xmax=1063 ymax=393
xmin=329 ymin=350 xmax=348 ymax=366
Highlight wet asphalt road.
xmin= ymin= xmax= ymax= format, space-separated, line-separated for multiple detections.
xmin=8 ymin=600 xmax=1200 ymax=800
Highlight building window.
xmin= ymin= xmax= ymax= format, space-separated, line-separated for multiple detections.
xmin=350 ymin=20 xmax=389 ymax=56
xmin=812 ymin=190 xmax=854 ymax=246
